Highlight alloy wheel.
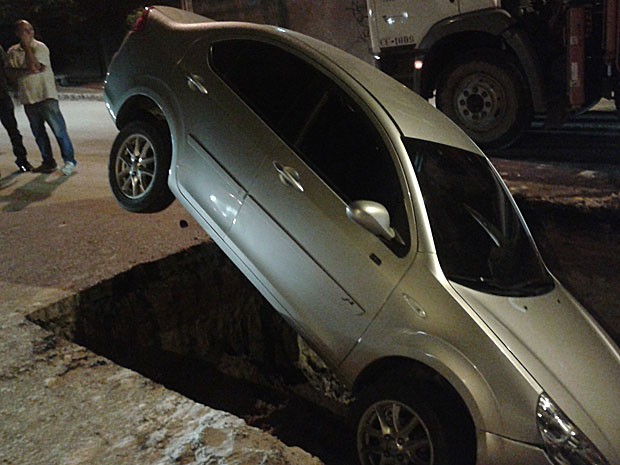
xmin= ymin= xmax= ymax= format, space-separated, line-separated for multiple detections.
xmin=357 ymin=399 xmax=434 ymax=465
xmin=115 ymin=134 xmax=156 ymax=199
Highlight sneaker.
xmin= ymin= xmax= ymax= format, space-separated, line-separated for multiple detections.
xmin=61 ymin=161 xmax=77 ymax=176
xmin=16 ymin=161 xmax=34 ymax=172
xmin=33 ymin=161 xmax=58 ymax=173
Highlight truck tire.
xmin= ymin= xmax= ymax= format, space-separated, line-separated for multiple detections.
xmin=436 ymin=49 xmax=532 ymax=149
xmin=109 ymin=121 xmax=175 ymax=213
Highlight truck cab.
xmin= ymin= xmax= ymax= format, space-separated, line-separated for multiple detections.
xmin=367 ymin=0 xmax=617 ymax=148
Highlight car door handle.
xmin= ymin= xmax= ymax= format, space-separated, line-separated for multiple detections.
xmin=186 ymin=74 xmax=208 ymax=95
xmin=273 ymin=161 xmax=304 ymax=192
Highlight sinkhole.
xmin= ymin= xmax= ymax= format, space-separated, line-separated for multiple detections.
xmin=27 ymin=242 xmax=355 ymax=465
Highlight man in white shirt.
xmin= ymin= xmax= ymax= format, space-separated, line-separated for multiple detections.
xmin=7 ymin=20 xmax=77 ymax=175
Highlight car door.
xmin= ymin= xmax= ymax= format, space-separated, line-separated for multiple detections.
xmin=174 ymin=37 xmax=275 ymax=235
xmin=210 ymin=38 xmax=416 ymax=366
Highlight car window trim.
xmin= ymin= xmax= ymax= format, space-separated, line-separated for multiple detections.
xmin=207 ymin=34 xmax=416 ymax=257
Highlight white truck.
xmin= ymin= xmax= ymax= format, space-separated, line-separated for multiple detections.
xmin=367 ymin=0 xmax=620 ymax=148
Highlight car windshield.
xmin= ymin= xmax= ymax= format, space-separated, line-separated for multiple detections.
xmin=405 ymin=137 xmax=554 ymax=297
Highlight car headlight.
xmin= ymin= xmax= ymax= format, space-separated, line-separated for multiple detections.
xmin=537 ymin=393 xmax=609 ymax=465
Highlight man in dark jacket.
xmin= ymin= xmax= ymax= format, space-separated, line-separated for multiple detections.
xmin=0 ymin=45 xmax=31 ymax=173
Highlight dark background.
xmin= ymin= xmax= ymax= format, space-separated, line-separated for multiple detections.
xmin=0 ymin=0 xmax=181 ymax=84
xmin=0 ymin=0 xmax=369 ymax=84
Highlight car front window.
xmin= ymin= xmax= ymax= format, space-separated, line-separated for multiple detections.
xmin=405 ymin=137 xmax=554 ymax=296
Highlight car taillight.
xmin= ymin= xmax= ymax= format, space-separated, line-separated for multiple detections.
xmin=132 ymin=7 xmax=150 ymax=32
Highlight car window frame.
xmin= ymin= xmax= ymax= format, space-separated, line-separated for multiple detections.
xmin=207 ymin=33 xmax=416 ymax=257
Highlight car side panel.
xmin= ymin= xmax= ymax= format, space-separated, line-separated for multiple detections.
xmin=341 ymin=252 xmax=544 ymax=444
xmin=176 ymin=37 xmax=269 ymax=190
xmin=231 ymin=196 xmax=368 ymax=366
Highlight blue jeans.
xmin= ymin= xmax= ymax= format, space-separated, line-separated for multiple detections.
xmin=0 ymin=94 xmax=28 ymax=164
xmin=24 ymin=98 xmax=76 ymax=165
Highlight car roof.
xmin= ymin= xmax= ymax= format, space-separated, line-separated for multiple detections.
xmin=281 ymin=29 xmax=483 ymax=154
xmin=153 ymin=6 xmax=481 ymax=154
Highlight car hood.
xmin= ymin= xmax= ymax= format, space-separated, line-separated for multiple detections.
xmin=451 ymin=280 xmax=620 ymax=463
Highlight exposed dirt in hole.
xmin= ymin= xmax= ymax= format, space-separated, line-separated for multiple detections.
xmin=26 ymin=201 xmax=620 ymax=465
xmin=28 ymin=242 xmax=356 ymax=465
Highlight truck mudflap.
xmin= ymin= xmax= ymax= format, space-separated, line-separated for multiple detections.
xmin=567 ymin=6 xmax=586 ymax=107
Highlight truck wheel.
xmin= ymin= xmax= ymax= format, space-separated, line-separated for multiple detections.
xmin=109 ymin=121 xmax=174 ymax=213
xmin=352 ymin=380 xmax=457 ymax=465
xmin=436 ymin=49 xmax=532 ymax=149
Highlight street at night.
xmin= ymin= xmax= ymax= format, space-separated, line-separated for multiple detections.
xmin=1 ymin=96 xmax=620 ymax=464
xmin=3 ymin=0 xmax=620 ymax=461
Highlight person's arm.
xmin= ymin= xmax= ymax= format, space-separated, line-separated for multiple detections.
xmin=21 ymin=42 xmax=45 ymax=73
xmin=1 ymin=48 xmax=15 ymax=87
xmin=5 ymin=44 xmax=44 ymax=82
xmin=4 ymin=66 xmax=25 ymax=82
xmin=5 ymin=53 xmax=32 ymax=81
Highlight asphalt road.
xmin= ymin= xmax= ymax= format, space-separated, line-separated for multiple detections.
xmin=2 ymin=98 xmax=619 ymax=465
xmin=491 ymin=105 xmax=620 ymax=164
xmin=1 ymin=98 xmax=116 ymax=193
xmin=2 ymin=98 xmax=619 ymax=338
xmin=0 ymin=98 xmax=209 ymax=301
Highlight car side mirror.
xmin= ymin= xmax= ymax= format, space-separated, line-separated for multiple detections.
xmin=346 ymin=200 xmax=396 ymax=241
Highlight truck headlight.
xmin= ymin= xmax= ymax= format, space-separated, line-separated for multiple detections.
xmin=537 ymin=393 xmax=609 ymax=465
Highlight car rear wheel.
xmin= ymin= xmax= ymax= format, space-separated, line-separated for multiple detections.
xmin=353 ymin=380 xmax=456 ymax=465
xmin=108 ymin=121 xmax=174 ymax=213
xmin=436 ymin=49 xmax=532 ymax=150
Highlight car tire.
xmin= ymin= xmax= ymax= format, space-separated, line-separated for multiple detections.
xmin=352 ymin=379 xmax=458 ymax=465
xmin=436 ymin=49 xmax=532 ymax=150
xmin=108 ymin=121 xmax=174 ymax=213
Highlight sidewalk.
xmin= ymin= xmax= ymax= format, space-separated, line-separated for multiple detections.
xmin=0 ymin=99 xmax=323 ymax=465
xmin=57 ymin=81 xmax=104 ymax=101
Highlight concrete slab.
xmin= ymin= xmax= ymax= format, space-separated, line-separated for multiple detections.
xmin=0 ymin=99 xmax=322 ymax=465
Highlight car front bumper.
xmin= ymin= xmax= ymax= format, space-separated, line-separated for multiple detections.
xmin=478 ymin=431 xmax=551 ymax=465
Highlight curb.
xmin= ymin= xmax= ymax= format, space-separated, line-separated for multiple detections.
xmin=56 ymin=81 xmax=105 ymax=101
xmin=58 ymin=91 xmax=104 ymax=102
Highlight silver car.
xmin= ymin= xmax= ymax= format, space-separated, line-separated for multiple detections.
xmin=104 ymin=6 xmax=620 ymax=465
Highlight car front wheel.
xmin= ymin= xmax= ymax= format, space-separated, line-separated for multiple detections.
xmin=353 ymin=381 xmax=457 ymax=465
xmin=108 ymin=121 xmax=174 ymax=213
